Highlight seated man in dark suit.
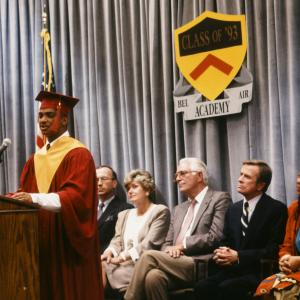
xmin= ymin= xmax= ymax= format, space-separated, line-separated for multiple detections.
xmin=124 ymin=157 xmax=232 ymax=300
xmin=194 ymin=159 xmax=288 ymax=300
xmin=97 ymin=165 xmax=133 ymax=253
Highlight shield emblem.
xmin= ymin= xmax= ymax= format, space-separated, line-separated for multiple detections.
xmin=175 ymin=11 xmax=247 ymax=100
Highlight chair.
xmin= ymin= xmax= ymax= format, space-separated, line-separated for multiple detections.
xmin=169 ymin=258 xmax=278 ymax=300
xmin=253 ymin=259 xmax=279 ymax=300
xmin=259 ymin=259 xmax=279 ymax=280
xmin=169 ymin=258 xmax=209 ymax=300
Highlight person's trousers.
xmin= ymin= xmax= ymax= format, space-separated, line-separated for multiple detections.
xmin=124 ymin=249 xmax=195 ymax=300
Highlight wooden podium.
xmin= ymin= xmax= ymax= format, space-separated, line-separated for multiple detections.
xmin=0 ymin=195 xmax=40 ymax=300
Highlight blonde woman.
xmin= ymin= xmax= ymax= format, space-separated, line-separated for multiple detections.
xmin=101 ymin=169 xmax=170 ymax=293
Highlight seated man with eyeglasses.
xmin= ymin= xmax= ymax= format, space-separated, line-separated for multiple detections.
xmin=97 ymin=165 xmax=133 ymax=253
xmin=124 ymin=157 xmax=232 ymax=300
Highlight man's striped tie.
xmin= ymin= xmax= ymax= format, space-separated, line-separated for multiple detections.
xmin=241 ymin=201 xmax=249 ymax=238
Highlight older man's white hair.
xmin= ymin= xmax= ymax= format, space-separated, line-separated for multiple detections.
xmin=178 ymin=157 xmax=209 ymax=185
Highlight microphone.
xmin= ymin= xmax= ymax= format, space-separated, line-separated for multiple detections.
xmin=0 ymin=138 xmax=11 ymax=162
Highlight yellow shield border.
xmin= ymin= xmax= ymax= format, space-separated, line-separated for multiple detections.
xmin=175 ymin=11 xmax=247 ymax=100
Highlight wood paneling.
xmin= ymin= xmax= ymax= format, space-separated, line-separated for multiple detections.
xmin=0 ymin=196 xmax=40 ymax=300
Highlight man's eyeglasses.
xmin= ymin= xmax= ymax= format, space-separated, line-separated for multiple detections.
xmin=174 ymin=170 xmax=198 ymax=181
xmin=97 ymin=176 xmax=114 ymax=182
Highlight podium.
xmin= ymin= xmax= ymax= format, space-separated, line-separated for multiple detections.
xmin=0 ymin=195 xmax=40 ymax=300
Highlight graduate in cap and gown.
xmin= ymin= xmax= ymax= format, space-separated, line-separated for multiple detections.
xmin=12 ymin=91 xmax=103 ymax=300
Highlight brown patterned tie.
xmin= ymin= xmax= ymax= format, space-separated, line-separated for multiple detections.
xmin=175 ymin=199 xmax=196 ymax=245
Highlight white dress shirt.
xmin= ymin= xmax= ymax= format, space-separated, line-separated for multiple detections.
xmin=243 ymin=193 xmax=262 ymax=222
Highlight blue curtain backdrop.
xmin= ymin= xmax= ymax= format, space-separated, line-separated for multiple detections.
xmin=0 ymin=0 xmax=299 ymax=207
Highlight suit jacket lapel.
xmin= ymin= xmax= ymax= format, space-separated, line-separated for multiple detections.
xmin=190 ymin=189 xmax=211 ymax=234
xmin=137 ymin=205 xmax=158 ymax=242
xmin=174 ymin=201 xmax=190 ymax=240
xmin=98 ymin=196 xmax=118 ymax=225
xmin=242 ymin=194 xmax=267 ymax=246
xmin=120 ymin=209 xmax=130 ymax=238
xmin=114 ymin=209 xmax=130 ymax=252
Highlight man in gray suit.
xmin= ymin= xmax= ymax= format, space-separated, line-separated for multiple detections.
xmin=124 ymin=157 xmax=231 ymax=300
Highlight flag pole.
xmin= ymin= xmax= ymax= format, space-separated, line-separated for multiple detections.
xmin=36 ymin=4 xmax=56 ymax=149
xmin=40 ymin=5 xmax=54 ymax=92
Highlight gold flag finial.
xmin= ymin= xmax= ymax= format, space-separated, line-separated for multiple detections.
xmin=40 ymin=4 xmax=54 ymax=92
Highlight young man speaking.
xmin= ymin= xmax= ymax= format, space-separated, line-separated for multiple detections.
xmin=12 ymin=91 xmax=103 ymax=300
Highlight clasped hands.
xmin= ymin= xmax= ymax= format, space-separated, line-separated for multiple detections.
xmin=213 ymin=246 xmax=238 ymax=266
xmin=101 ymin=250 xmax=127 ymax=265
xmin=279 ymin=254 xmax=300 ymax=274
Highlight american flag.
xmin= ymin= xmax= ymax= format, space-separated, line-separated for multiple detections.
xmin=36 ymin=5 xmax=55 ymax=150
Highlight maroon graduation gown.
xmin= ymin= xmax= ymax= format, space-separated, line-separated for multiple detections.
xmin=19 ymin=147 xmax=103 ymax=300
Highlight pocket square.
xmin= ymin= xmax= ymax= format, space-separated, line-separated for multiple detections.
xmin=105 ymin=216 xmax=114 ymax=222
